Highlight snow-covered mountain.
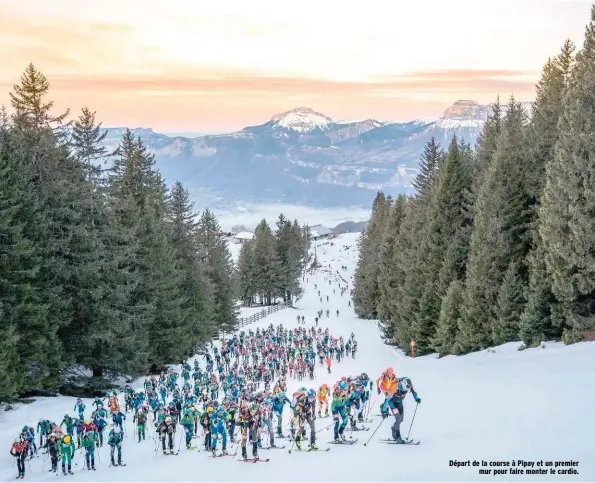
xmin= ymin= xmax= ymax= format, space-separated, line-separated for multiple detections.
xmin=101 ymin=100 xmax=532 ymax=208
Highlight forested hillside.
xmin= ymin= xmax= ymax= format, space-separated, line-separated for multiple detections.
xmin=353 ymin=8 xmax=595 ymax=357
xmin=0 ymin=65 xmax=309 ymax=401
xmin=235 ymin=215 xmax=310 ymax=306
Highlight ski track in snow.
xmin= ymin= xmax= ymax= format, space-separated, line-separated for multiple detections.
xmin=1 ymin=232 xmax=594 ymax=482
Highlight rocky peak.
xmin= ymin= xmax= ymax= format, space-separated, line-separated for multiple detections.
xmin=443 ymin=100 xmax=488 ymax=121
xmin=270 ymin=107 xmax=333 ymax=133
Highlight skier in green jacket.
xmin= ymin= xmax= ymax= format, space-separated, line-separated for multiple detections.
xmin=108 ymin=425 xmax=124 ymax=466
xmin=81 ymin=430 xmax=97 ymax=470
xmin=133 ymin=409 xmax=147 ymax=442
xmin=58 ymin=435 xmax=75 ymax=475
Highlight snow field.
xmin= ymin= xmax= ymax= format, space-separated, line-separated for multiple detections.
xmin=0 ymin=233 xmax=593 ymax=482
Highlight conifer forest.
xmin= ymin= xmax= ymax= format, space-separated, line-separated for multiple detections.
xmin=0 ymin=66 xmax=309 ymax=401
xmin=353 ymin=10 xmax=595 ymax=357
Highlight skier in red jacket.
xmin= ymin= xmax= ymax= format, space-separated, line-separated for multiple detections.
xmin=10 ymin=438 xmax=29 ymax=479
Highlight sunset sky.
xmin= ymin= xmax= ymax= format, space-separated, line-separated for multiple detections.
xmin=0 ymin=0 xmax=591 ymax=132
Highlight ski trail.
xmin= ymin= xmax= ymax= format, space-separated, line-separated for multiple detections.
xmin=0 ymin=233 xmax=593 ymax=482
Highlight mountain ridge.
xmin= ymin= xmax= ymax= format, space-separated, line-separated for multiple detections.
xmin=100 ymin=99 xmax=532 ymax=208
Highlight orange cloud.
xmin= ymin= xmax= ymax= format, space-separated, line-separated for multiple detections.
xmin=0 ymin=1 xmax=540 ymax=132
xmin=0 ymin=67 xmax=537 ymax=97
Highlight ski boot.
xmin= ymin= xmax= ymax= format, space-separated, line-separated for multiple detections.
xmin=333 ymin=433 xmax=340 ymax=443
xmin=117 ymin=457 xmax=123 ymax=466
xmin=62 ymin=465 xmax=67 ymax=475
xmin=339 ymin=432 xmax=346 ymax=442
xmin=309 ymin=442 xmax=319 ymax=450
xmin=111 ymin=457 xmax=116 ymax=466
xmin=242 ymin=446 xmax=248 ymax=461
xmin=392 ymin=429 xmax=405 ymax=443
xmin=222 ymin=445 xmax=228 ymax=456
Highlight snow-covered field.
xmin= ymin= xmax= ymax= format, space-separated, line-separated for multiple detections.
xmin=1 ymin=232 xmax=593 ymax=482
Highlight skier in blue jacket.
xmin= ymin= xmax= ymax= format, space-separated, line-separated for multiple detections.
xmin=382 ymin=377 xmax=421 ymax=443
xmin=273 ymin=392 xmax=291 ymax=437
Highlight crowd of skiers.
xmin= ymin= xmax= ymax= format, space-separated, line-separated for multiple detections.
xmin=8 ymin=269 xmax=421 ymax=478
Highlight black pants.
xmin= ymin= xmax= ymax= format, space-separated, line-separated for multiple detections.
xmin=391 ymin=400 xmax=405 ymax=439
xmin=15 ymin=454 xmax=26 ymax=475
xmin=161 ymin=431 xmax=173 ymax=450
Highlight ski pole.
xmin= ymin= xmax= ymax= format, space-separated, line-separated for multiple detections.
xmin=364 ymin=392 xmax=380 ymax=421
xmin=177 ymin=429 xmax=184 ymax=452
xmin=406 ymin=403 xmax=419 ymax=440
xmin=363 ymin=416 xmax=386 ymax=447
xmin=316 ymin=421 xmax=335 ymax=433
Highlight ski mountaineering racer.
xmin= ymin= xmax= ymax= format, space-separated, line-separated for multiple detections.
xmin=381 ymin=374 xmax=421 ymax=443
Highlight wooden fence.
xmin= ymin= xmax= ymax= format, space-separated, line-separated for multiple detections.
xmin=213 ymin=302 xmax=290 ymax=339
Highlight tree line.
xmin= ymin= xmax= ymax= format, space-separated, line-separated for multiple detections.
xmin=0 ymin=64 xmax=243 ymax=400
xmin=353 ymin=7 xmax=595 ymax=357
xmin=236 ymin=215 xmax=310 ymax=306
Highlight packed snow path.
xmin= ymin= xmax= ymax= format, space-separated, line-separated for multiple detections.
xmin=1 ymin=233 xmax=593 ymax=482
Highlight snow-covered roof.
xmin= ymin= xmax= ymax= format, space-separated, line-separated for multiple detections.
xmin=234 ymin=231 xmax=254 ymax=240
xmin=310 ymin=225 xmax=332 ymax=236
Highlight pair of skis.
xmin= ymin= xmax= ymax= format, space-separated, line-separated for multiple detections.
xmin=379 ymin=438 xmax=421 ymax=445
xmin=329 ymin=438 xmax=358 ymax=445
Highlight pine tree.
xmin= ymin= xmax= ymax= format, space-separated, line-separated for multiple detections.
xmin=411 ymin=137 xmax=473 ymax=355
xmin=9 ymin=63 xmax=69 ymax=192
xmin=519 ymin=41 xmax=574 ymax=347
xmin=458 ymin=98 xmax=531 ymax=352
xmin=252 ymin=219 xmax=282 ymax=305
xmin=196 ymin=209 xmax=238 ymax=333
xmin=0 ymin=124 xmax=51 ymax=393
xmin=492 ymin=262 xmax=525 ymax=345
xmin=519 ymin=243 xmax=563 ymax=346
xmin=167 ymin=181 xmax=214 ymax=357
xmin=412 ymin=137 xmax=443 ymax=196
xmin=353 ymin=192 xmax=391 ymax=318
xmin=539 ymin=7 xmax=595 ymax=342
xmin=430 ymin=280 xmax=464 ymax=356
xmin=376 ymin=195 xmax=407 ymax=341
xmin=275 ymin=214 xmax=303 ymax=304
xmin=60 ymin=107 xmax=128 ymax=379
xmin=236 ymin=239 xmax=257 ymax=305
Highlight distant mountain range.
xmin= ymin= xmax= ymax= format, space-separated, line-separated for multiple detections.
xmin=100 ymin=100 xmax=532 ymax=209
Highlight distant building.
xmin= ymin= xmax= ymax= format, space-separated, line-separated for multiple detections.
xmin=309 ymin=225 xmax=333 ymax=240
xmin=233 ymin=231 xmax=254 ymax=244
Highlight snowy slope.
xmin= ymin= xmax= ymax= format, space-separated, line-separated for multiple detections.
xmin=1 ymin=233 xmax=594 ymax=482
